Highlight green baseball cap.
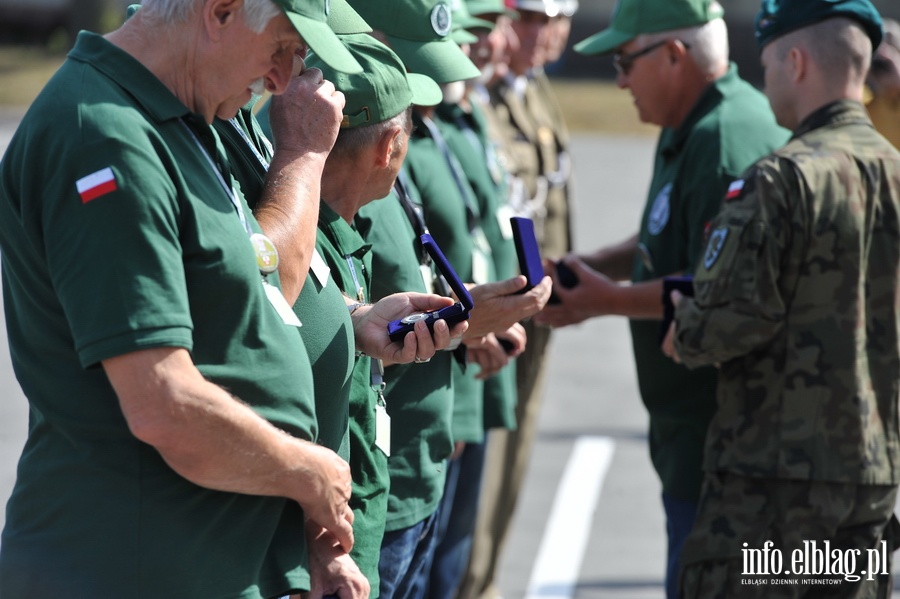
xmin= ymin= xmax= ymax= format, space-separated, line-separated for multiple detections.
xmin=348 ymin=0 xmax=482 ymax=83
xmin=755 ymin=0 xmax=883 ymax=50
xmin=271 ymin=0 xmax=363 ymax=73
xmin=574 ymin=0 xmax=724 ymax=56
xmin=328 ymin=0 xmax=372 ymax=34
xmin=307 ymin=33 xmax=442 ymax=128
xmin=449 ymin=0 xmax=493 ymax=40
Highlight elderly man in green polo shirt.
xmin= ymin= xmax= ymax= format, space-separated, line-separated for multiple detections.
xmin=535 ymin=0 xmax=787 ymax=597
xmin=345 ymin=1 xmax=551 ymax=598
xmin=0 ymin=0 xmax=385 ymax=597
xmin=297 ymin=34 xmax=445 ymax=597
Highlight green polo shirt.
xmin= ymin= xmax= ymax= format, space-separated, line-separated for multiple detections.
xmin=0 ymin=32 xmax=316 ymax=598
xmin=406 ymin=112 xmax=485 ymax=443
xmin=216 ymin=107 xmax=353 ymax=460
xmin=356 ymin=181 xmax=455 ymax=531
xmin=314 ymin=201 xmax=388 ymax=592
xmin=629 ymin=63 xmax=789 ymax=501
xmin=292 ymin=259 xmax=354 ymax=458
xmin=436 ymin=101 xmax=518 ymax=431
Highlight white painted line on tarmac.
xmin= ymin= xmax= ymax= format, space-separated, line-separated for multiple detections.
xmin=524 ymin=436 xmax=616 ymax=599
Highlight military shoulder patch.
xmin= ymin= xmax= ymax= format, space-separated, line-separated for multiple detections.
xmin=725 ymin=179 xmax=745 ymax=201
xmin=724 ymin=174 xmax=756 ymax=202
xmin=703 ymin=227 xmax=729 ymax=270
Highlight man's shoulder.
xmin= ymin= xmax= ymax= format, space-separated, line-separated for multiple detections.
xmin=694 ymin=84 xmax=784 ymax=141
xmin=23 ymin=62 xmax=158 ymax=151
xmin=684 ymin=86 xmax=788 ymax=176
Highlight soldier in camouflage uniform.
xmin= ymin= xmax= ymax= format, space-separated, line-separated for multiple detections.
xmin=538 ymin=2 xmax=788 ymax=597
xmin=665 ymin=1 xmax=900 ymax=596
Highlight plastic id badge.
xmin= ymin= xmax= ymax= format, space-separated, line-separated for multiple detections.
xmin=510 ymin=217 xmax=545 ymax=292
xmin=658 ymin=275 xmax=694 ymax=344
xmin=387 ymin=233 xmax=475 ymax=343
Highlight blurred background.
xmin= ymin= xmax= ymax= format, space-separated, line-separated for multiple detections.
xmin=2 ymin=0 xmax=899 ymax=114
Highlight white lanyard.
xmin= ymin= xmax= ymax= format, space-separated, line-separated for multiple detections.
xmin=181 ymin=120 xmax=253 ymax=237
xmin=229 ymin=117 xmax=271 ymax=171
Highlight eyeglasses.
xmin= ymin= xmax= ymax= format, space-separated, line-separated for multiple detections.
xmin=612 ymin=39 xmax=690 ymax=76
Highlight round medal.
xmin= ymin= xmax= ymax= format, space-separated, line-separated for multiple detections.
xmin=250 ymin=233 xmax=279 ymax=275
xmin=401 ymin=313 xmax=429 ymax=325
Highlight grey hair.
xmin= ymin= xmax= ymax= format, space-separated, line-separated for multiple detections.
xmin=775 ymin=17 xmax=871 ymax=85
xmin=639 ymin=17 xmax=729 ymax=78
xmin=331 ymin=108 xmax=412 ymax=160
xmin=140 ymin=0 xmax=281 ymax=33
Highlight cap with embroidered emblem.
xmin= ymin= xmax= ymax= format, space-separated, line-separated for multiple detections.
xmin=307 ymin=33 xmax=443 ymax=129
xmin=448 ymin=0 xmax=491 ymax=43
xmin=348 ymin=0 xmax=481 ymax=83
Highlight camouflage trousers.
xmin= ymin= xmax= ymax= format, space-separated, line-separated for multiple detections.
xmin=680 ymin=472 xmax=899 ymax=599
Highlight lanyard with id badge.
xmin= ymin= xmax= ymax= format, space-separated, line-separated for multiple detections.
xmin=182 ymin=120 xmax=301 ymax=327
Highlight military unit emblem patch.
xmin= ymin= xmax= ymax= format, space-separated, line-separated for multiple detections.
xmin=704 ymin=227 xmax=729 ymax=270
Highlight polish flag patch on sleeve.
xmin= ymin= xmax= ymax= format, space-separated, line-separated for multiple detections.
xmin=76 ymin=167 xmax=118 ymax=204
xmin=725 ymin=179 xmax=745 ymax=201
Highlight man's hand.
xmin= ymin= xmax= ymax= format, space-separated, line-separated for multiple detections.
xmin=464 ymin=275 xmax=551 ymax=339
xmin=268 ymin=67 xmax=345 ymax=156
xmin=299 ymin=524 xmax=370 ymax=599
xmin=297 ymin=444 xmax=355 ymax=554
xmin=256 ymin=68 xmax=346 ymax=304
xmin=103 ymin=347 xmax=355 ymax=552
xmin=467 ymin=323 xmax=526 ymax=380
xmin=468 ymin=334 xmax=509 ymax=380
xmin=534 ymin=255 xmax=622 ymax=328
xmin=350 ymin=293 xmax=468 ymax=365
xmin=661 ymin=289 xmax=683 ymax=363
xmin=496 ymin=322 xmax=527 ymax=356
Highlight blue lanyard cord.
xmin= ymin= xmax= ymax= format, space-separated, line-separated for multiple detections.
xmin=181 ymin=120 xmax=253 ymax=237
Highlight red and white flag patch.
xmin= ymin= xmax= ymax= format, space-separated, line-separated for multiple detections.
xmin=76 ymin=167 xmax=118 ymax=204
xmin=725 ymin=179 xmax=745 ymax=201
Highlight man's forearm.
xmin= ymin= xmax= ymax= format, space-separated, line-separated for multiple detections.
xmin=581 ymin=233 xmax=638 ymax=281
xmin=607 ymin=278 xmax=665 ymax=319
xmin=255 ymin=150 xmax=328 ymax=305
xmin=103 ymin=347 xmax=352 ymax=543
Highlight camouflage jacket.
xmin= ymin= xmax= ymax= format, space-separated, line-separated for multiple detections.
xmin=674 ymin=100 xmax=900 ymax=485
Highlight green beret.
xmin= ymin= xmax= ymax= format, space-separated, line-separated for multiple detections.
xmin=307 ymin=34 xmax=442 ymax=129
xmin=755 ymin=0 xmax=884 ymax=50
